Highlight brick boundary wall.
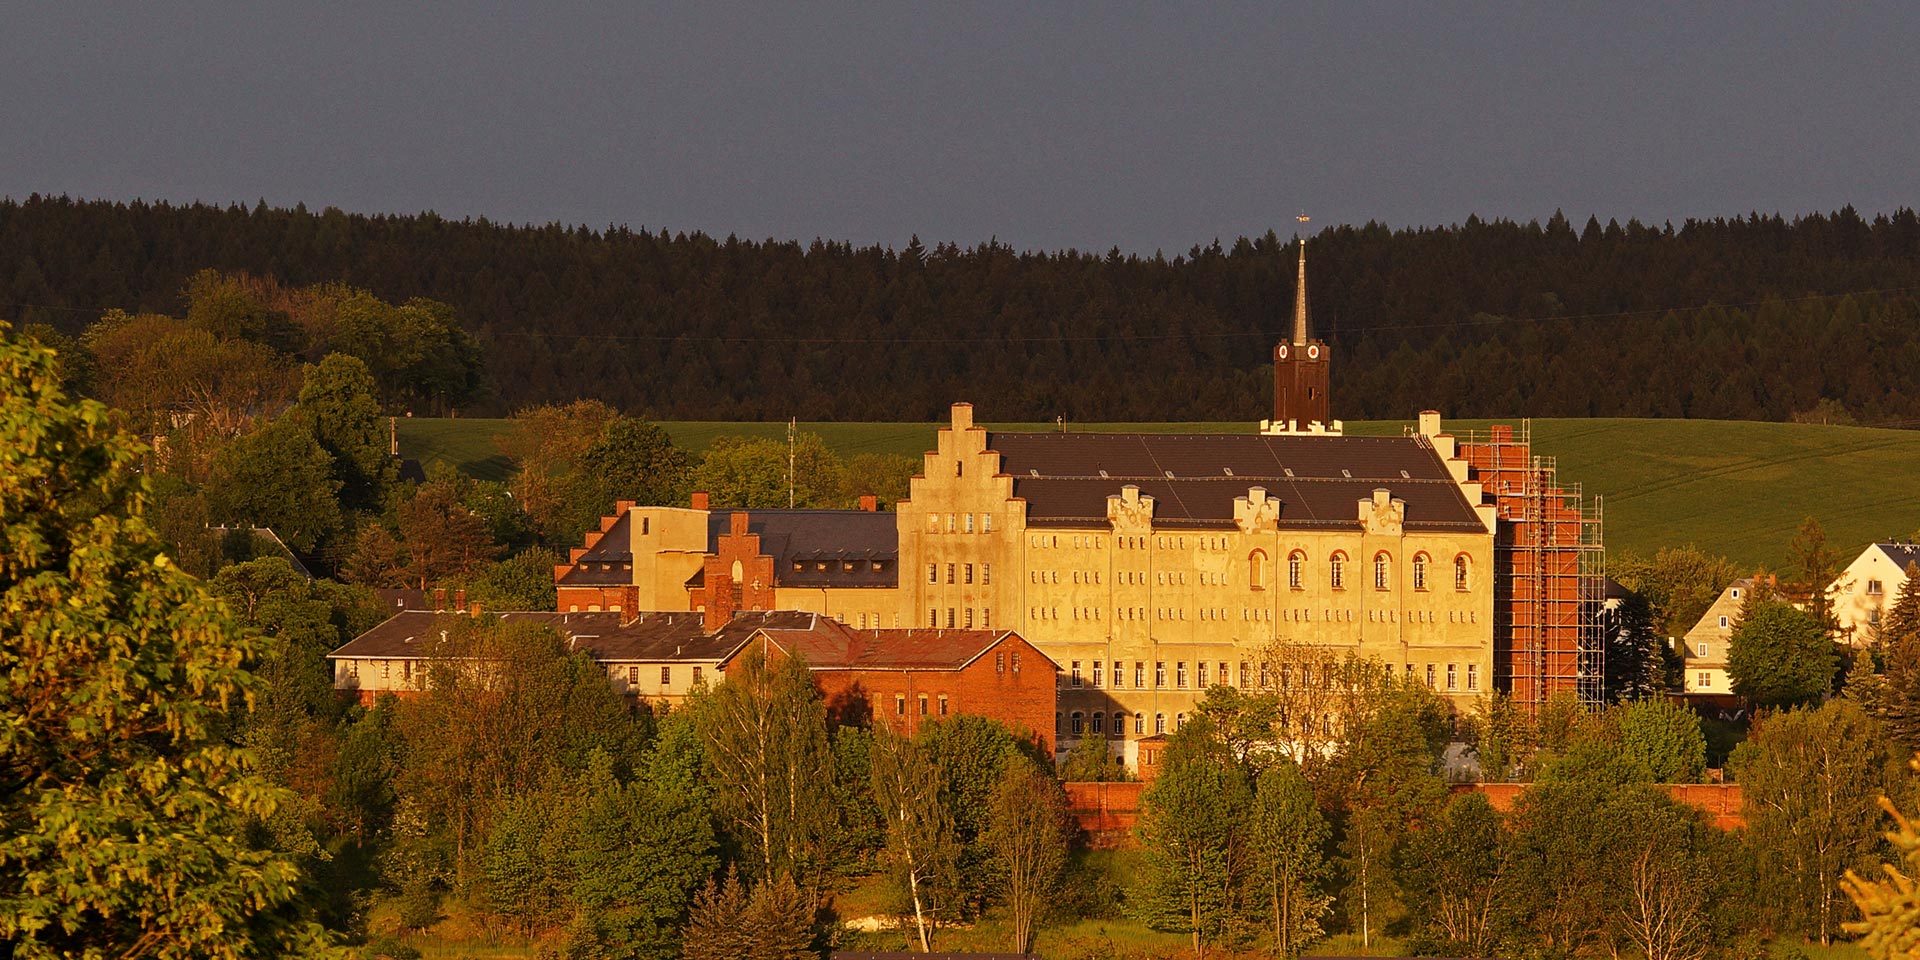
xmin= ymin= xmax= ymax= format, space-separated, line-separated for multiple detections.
xmin=1067 ymin=780 xmax=1745 ymax=848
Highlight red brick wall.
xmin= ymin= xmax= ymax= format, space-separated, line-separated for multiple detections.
xmin=1065 ymin=781 xmax=1146 ymax=846
xmin=1450 ymin=782 xmax=1745 ymax=829
xmin=557 ymin=585 xmax=628 ymax=611
xmin=698 ymin=512 xmax=777 ymax=628
xmin=811 ymin=635 xmax=1058 ymax=753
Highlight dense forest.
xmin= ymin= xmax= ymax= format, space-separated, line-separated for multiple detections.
xmin=4 ymin=196 xmax=1919 ymax=423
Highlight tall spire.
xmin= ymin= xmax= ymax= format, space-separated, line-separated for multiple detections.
xmin=1292 ymin=214 xmax=1310 ymax=346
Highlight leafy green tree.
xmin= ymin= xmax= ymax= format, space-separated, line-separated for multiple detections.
xmin=330 ymin=291 xmax=481 ymax=412
xmin=984 ymin=758 xmax=1072 ymax=953
xmin=688 ymin=647 xmax=842 ymax=890
xmin=872 ymin=724 xmax=961 ymax=952
xmin=461 ymin=547 xmax=562 ymax=610
xmin=397 ymin=475 xmax=502 ymax=588
xmin=1465 ymin=692 xmax=1534 ymax=781
xmin=1193 ymin=683 xmax=1281 ymax=771
xmin=204 ymin=415 xmax=344 ymax=553
xmin=81 ymin=309 xmax=297 ymax=431
xmin=1728 ymin=597 xmax=1838 ymax=708
xmin=1326 ymin=681 xmax=1449 ymax=947
xmin=290 ymin=352 xmax=395 ymax=510
xmin=1134 ymin=716 xmax=1250 ymax=958
xmin=1396 ymin=791 xmax=1507 ymax=956
xmin=1732 ymin=699 xmax=1891 ymax=944
xmin=0 ymin=326 xmax=334 ymax=957
xmin=1059 ymin=729 xmax=1124 ymax=782
xmin=184 ymin=268 xmax=303 ymax=354
xmin=1617 ymin=697 xmax=1707 ymax=783
xmin=918 ymin=715 xmax=1026 ymax=916
xmin=577 ymin=416 xmax=691 ymax=510
xmin=1247 ymin=760 xmax=1330 ymax=958
xmin=693 ymin=433 xmax=846 ymax=510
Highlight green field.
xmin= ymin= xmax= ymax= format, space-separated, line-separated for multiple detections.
xmin=396 ymin=416 xmax=1920 ymax=571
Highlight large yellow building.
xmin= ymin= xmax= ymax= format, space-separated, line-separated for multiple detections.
xmin=557 ymin=403 xmax=1501 ymax=763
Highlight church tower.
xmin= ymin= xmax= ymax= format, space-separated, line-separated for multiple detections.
xmin=1267 ymin=218 xmax=1337 ymax=434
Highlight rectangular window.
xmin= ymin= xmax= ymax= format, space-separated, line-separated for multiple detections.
xmin=1071 ymin=661 xmax=1083 ymax=687
xmin=982 ymin=608 xmax=990 ymax=628
xmin=920 ymin=696 xmax=929 ymax=716
xmin=1425 ymin=663 xmax=1436 ymax=688
xmin=1196 ymin=662 xmax=1209 ymax=688
xmin=1870 ymin=579 xmax=1885 ymax=595
xmin=1093 ymin=661 xmax=1104 ymax=687
xmin=693 ymin=666 xmax=703 ymax=684
xmin=928 ymin=512 xmax=939 ymax=533
xmin=1092 ymin=713 xmax=1104 ymax=734
xmin=1070 ymin=714 xmax=1083 ymax=734
xmin=1135 ymin=662 xmax=1146 ymax=688
xmin=1698 ymin=643 xmax=1711 ymax=658
xmin=1112 ymin=661 xmax=1123 ymax=688
xmin=947 ymin=513 xmax=956 ymax=533
xmin=1699 ymin=672 xmax=1711 ymax=688
xmin=896 ymin=696 xmax=906 ymax=716
xmin=939 ymin=696 xmax=949 ymax=716
xmin=946 ymin=563 xmax=956 ymax=584
xmin=1176 ymin=662 xmax=1188 ymax=689
xmin=660 ymin=666 xmax=671 ymax=685
xmin=965 ymin=513 xmax=974 ymax=533
xmin=1155 ymin=662 xmax=1167 ymax=688
xmin=996 ymin=652 xmax=1006 ymax=673
xmin=1239 ymin=661 xmax=1250 ymax=689
xmin=927 ymin=563 xmax=937 ymax=584
xmin=946 ymin=608 xmax=956 ymax=628
xmin=1718 ymin=616 xmax=1729 ymax=628
xmin=1135 ymin=715 xmax=1146 ymax=734
xmin=1446 ymin=663 xmax=1458 ymax=691
xmin=929 ymin=608 xmax=938 ymax=627
xmin=1467 ymin=664 xmax=1479 ymax=691
xmin=981 ymin=563 xmax=992 ymax=585
xmin=964 ymin=607 xmax=975 ymax=628
xmin=1012 ymin=652 xmax=1022 ymax=673
xmin=964 ymin=563 xmax=974 ymax=584
xmin=983 ymin=514 xmax=992 ymax=533
xmin=627 ymin=665 xmax=638 ymax=684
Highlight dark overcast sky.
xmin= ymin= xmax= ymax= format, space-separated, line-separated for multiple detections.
xmin=3 ymin=3 xmax=1914 ymax=253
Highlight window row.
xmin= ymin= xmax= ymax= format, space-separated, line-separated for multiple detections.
xmin=927 ymin=607 xmax=991 ymax=629
xmin=1060 ymin=710 xmax=1184 ymax=737
xmin=892 ymin=693 xmax=951 ymax=717
xmin=928 ymin=512 xmax=994 ymax=534
xmin=1253 ymin=550 xmax=1473 ymax=592
xmin=927 ymin=562 xmax=992 ymax=585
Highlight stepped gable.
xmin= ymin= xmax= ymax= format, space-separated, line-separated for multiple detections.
xmin=703 ymin=509 xmax=899 ymax=588
xmin=558 ymin=504 xmax=634 ymax=586
xmin=985 ymin=431 xmax=1484 ymax=531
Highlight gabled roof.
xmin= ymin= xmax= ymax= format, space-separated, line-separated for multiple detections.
xmin=328 ymin=609 xmax=819 ymax=664
xmin=753 ymin=623 xmax=1058 ymax=672
xmin=984 ymin=431 xmax=1484 ymax=532
xmin=707 ymin=509 xmax=899 ymax=588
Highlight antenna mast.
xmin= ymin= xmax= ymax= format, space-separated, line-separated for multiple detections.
xmin=787 ymin=418 xmax=797 ymax=508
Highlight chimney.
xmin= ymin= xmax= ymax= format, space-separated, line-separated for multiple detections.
xmin=433 ymin=587 xmax=447 ymax=612
xmin=454 ymin=588 xmax=467 ymax=613
xmin=1418 ymin=410 xmax=1442 ymax=437
xmin=859 ymin=494 xmax=878 ymax=512
xmin=703 ymin=603 xmax=727 ymax=633
xmin=691 ymin=491 xmax=710 ymax=511
xmin=730 ymin=511 xmax=750 ymax=536
xmin=469 ymin=601 xmax=482 ymax=618
xmin=622 ymin=585 xmax=639 ymax=625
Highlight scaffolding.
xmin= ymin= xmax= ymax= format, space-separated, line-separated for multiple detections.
xmin=1457 ymin=421 xmax=1606 ymax=709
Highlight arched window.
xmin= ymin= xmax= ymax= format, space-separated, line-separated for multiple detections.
xmin=1091 ymin=712 xmax=1105 ymax=734
xmin=1288 ymin=551 xmax=1305 ymax=590
xmin=1249 ymin=550 xmax=1269 ymax=590
xmin=1374 ymin=552 xmax=1391 ymax=590
xmin=1454 ymin=554 xmax=1471 ymax=591
xmin=1070 ymin=712 xmax=1084 ymax=735
xmin=1413 ymin=553 xmax=1430 ymax=591
xmin=1329 ymin=552 xmax=1347 ymax=590
xmin=1154 ymin=713 xmax=1167 ymax=735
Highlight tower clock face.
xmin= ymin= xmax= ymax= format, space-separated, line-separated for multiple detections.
xmin=1278 ymin=343 xmax=1289 ymax=359
xmin=1307 ymin=343 xmax=1320 ymax=359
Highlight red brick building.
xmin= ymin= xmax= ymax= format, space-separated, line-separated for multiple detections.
xmin=741 ymin=620 xmax=1060 ymax=753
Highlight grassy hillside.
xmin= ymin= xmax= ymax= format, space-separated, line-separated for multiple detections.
xmin=396 ymin=416 xmax=1920 ymax=571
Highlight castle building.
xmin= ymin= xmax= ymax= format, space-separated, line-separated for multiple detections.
xmin=551 ymin=236 xmax=1604 ymax=761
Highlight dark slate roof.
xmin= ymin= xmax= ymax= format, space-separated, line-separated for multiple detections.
xmin=758 ymin=624 xmax=1056 ymax=671
xmin=328 ymin=609 xmax=820 ymax=663
xmin=985 ymin=431 xmax=1484 ymax=532
xmin=373 ymin=588 xmax=430 ymax=613
xmin=1876 ymin=542 xmax=1920 ymax=572
xmin=706 ymin=510 xmax=899 ymax=588
xmin=560 ymin=512 xmax=634 ymax=585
